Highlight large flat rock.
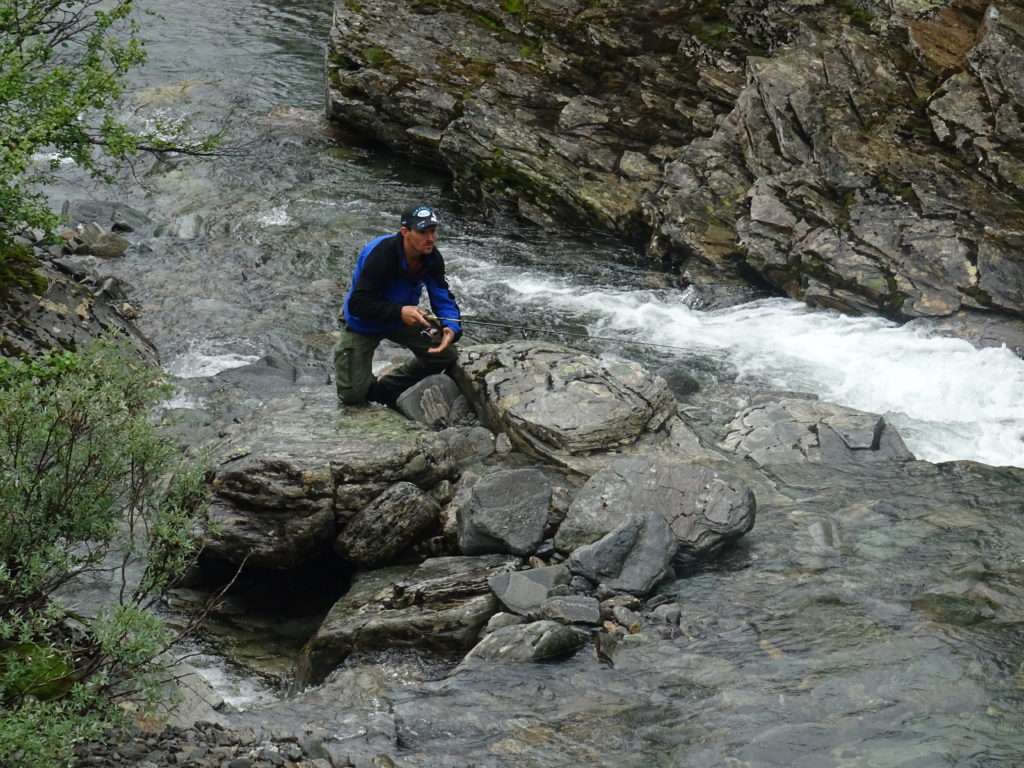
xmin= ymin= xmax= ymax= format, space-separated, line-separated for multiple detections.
xmin=205 ymin=388 xmax=457 ymax=569
xmin=452 ymin=342 xmax=677 ymax=471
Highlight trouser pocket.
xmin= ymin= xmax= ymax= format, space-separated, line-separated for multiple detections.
xmin=334 ymin=328 xmax=378 ymax=404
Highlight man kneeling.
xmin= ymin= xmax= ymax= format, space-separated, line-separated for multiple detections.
xmin=335 ymin=204 xmax=462 ymax=407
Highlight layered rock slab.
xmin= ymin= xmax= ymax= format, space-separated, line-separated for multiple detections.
xmin=205 ymin=389 xmax=456 ymax=569
xmin=298 ymin=555 xmax=516 ymax=685
xmin=721 ymin=397 xmax=915 ymax=467
xmin=555 ymin=456 xmax=757 ymax=561
xmin=452 ymin=342 xmax=678 ymax=472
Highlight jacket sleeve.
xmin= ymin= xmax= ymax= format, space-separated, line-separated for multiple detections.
xmin=348 ymin=241 xmax=403 ymax=325
xmin=426 ymin=253 xmax=463 ymax=340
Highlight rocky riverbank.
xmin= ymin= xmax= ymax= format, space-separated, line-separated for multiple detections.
xmin=136 ymin=330 xmax=1023 ymax=765
xmin=324 ymin=0 xmax=1024 ymax=352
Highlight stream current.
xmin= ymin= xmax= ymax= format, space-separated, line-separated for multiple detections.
xmin=44 ymin=0 xmax=1024 ymax=765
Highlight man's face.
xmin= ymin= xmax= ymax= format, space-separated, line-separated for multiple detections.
xmin=402 ymin=225 xmax=438 ymax=257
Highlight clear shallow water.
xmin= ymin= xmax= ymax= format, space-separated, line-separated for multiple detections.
xmin=41 ymin=1 xmax=1024 ymax=764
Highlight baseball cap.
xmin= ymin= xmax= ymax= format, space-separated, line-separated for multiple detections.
xmin=401 ymin=204 xmax=440 ymax=232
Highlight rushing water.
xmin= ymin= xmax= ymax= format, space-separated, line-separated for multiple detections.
xmin=43 ymin=0 xmax=1024 ymax=764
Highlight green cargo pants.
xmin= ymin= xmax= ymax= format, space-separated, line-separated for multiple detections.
xmin=334 ymin=323 xmax=458 ymax=407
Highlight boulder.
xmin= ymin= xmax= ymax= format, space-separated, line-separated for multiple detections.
xmin=457 ymin=468 xmax=551 ymax=556
xmin=334 ymin=481 xmax=440 ymax=566
xmin=461 ymin=621 xmax=588 ymax=664
xmin=555 ymin=456 xmax=756 ymax=560
xmin=452 ymin=342 xmax=676 ymax=471
xmin=720 ymin=397 xmax=915 ymax=467
xmin=205 ymin=389 xmax=456 ymax=569
xmin=298 ymin=555 xmax=515 ymax=685
xmin=568 ymin=511 xmax=677 ymax=597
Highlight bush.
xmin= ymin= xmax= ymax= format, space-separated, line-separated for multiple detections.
xmin=0 ymin=339 xmax=209 ymax=768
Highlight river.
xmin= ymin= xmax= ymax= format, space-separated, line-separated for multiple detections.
xmin=44 ymin=0 xmax=1024 ymax=765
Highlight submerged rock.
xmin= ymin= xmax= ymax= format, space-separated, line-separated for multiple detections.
xmin=298 ymin=555 xmax=515 ymax=685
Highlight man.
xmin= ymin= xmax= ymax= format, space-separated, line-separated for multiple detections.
xmin=335 ymin=204 xmax=462 ymax=407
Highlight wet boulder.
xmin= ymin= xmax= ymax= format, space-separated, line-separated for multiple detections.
xmin=567 ymin=511 xmax=677 ymax=597
xmin=298 ymin=555 xmax=516 ymax=685
xmin=335 ymin=481 xmax=440 ymax=566
xmin=457 ymin=468 xmax=551 ymax=556
xmin=205 ymin=390 xmax=456 ymax=569
xmin=720 ymin=396 xmax=914 ymax=468
xmin=452 ymin=342 xmax=676 ymax=472
xmin=555 ymin=456 xmax=756 ymax=562
xmin=461 ymin=620 xmax=588 ymax=665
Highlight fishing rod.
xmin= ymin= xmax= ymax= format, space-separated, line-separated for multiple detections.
xmin=430 ymin=315 xmax=694 ymax=353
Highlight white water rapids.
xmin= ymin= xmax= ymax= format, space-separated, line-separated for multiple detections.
xmin=453 ymin=257 xmax=1024 ymax=469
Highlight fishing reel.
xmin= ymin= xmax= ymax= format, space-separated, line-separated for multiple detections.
xmin=420 ymin=311 xmax=443 ymax=340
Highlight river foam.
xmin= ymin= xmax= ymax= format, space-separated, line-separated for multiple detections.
xmin=454 ymin=260 xmax=1024 ymax=468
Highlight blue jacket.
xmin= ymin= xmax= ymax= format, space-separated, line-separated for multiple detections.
xmin=342 ymin=234 xmax=462 ymax=338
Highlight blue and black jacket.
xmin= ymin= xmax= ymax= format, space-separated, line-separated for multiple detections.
xmin=342 ymin=233 xmax=463 ymax=338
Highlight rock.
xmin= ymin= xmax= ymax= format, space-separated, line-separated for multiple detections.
xmin=76 ymin=222 xmax=131 ymax=258
xmin=457 ymin=468 xmax=551 ymax=556
xmin=483 ymin=612 xmax=526 ymax=634
xmin=438 ymin=426 xmax=495 ymax=467
xmin=487 ymin=565 xmax=571 ymax=616
xmin=441 ymin=470 xmax=479 ymax=549
xmin=205 ymin=389 xmax=456 ymax=569
xmin=452 ymin=342 xmax=676 ymax=471
xmin=541 ymin=595 xmax=601 ymax=625
xmin=721 ymin=397 xmax=915 ymax=467
xmin=462 ymin=620 xmax=588 ymax=664
xmin=334 ymin=481 xmax=440 ymax=566
xmin=651 ymin=603 xmax=682 ymax=626
xmin=568 ymin=511 xmax=677 ymax=597
xmin=396 ymin=373 xmax=473 ymax=428
xmin=555 ymin=456 xmax=756 ymax=560
xmin=298 ymin=555 xmax=514 ymax=685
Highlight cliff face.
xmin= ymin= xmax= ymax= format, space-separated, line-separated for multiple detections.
xmin=325 ymin=0 xmax=1024 ymax=345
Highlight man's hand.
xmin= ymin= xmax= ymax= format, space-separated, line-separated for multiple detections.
xmin=400 ymin=305 xmax=430 ymax=328
xmin=428 ymin=327 xmax=456 ymax=354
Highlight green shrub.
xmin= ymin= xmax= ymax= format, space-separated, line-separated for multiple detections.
xmin=0 ymin=339 xmax=209 ymax=768
xmin=0 ymin=243 xmax=48 ymax=296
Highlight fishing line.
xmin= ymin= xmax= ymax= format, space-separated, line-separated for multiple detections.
xmin=433 ymin=315 xmax=693 ymax=353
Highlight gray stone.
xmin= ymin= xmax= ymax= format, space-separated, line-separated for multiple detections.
xmin=335 ymin=481 xmax=440 ymax=566
xmin=556 ymin=456 xmax=756 ymax=561
xmin=457 ymin=468 xmax=551 ymax=556
xmin=568 ymin=511 xmax=676 ymax=597
xmin=396 ymin=373 xmax=472 ymax=428
xmin=541 ymin=595 xmax=601 ymax=625
xmin=487 ymin=565 xmax=570 ymax=616
xmin=462 ymin=620 xmax=588 ymax=664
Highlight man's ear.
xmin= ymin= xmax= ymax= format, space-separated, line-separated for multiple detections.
xmin=399 ymin=226 xmax=409 ymax=236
